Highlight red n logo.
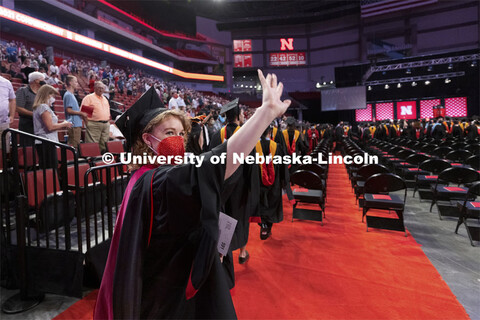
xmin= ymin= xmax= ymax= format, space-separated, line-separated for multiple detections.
xmin=280 ymin=38 xmax=294 ymax=51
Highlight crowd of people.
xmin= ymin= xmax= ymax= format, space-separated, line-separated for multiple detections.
xmin=0 ymin=39 xmax=260 ymax=154
xmin=1 ymin=39 xmax=479 ymax=320
xmin=355 ymin=117 xmax=480 ymax=143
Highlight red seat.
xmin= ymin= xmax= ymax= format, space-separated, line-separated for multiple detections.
xmin=79 ymin=142 xmax=101 ymax=158
xmin=24 ymin=169 xmax=60 ymax=208
xmin=18 ymin=146 xmax=38 ymax=168
xmin=67 ymin=163 xmax=94 ymax=188
xmin=56 ymin=146 xmax=77 ymax=164
xmin=94 ymin=161 xmax=122 ymax=184
xmin=106 ymin=140 xmax=124 ymax=154
xmin=23 ymin=169 xmax=75 ymax=232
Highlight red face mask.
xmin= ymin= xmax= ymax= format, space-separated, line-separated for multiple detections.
xmin=149 ymin=135 xmax=185 ymax=161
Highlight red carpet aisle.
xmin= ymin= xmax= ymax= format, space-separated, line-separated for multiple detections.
xmin=230 ymin=163 xmax=469 ymax=320
xmin=56 ymin=163 xmax=469 ymax=319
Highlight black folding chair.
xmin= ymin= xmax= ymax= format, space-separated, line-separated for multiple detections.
xmin=354 ymin=164 xmax=390 ymax=205
xmin=445 ymin=150 xmax=473 ymax=164
xmin=455 ymin=181 xmax=480 ymax=246
xmin=420 ymin=144 xmax=438 ymax=155
xmin=396 ymin=153 xmax=430 ymax=179
xmin=431 ymin=147 xmax=453 ymax=160
xmin=466 ymin=144 xmax=479 ymax=155
xmin=451 ymin=142 xmax=469 ymax=150
xmin=363 ymin=173 xmax=407 ymax=236
xmin=414 ymin=159 xmax=451 ymax=198
xmin=290 ymin=170 xmax=326 ymax=224
xmin=430 ymin=167 xmax=480 ymax=219
xmin=465 ymin=155 xmax=480 ymax=170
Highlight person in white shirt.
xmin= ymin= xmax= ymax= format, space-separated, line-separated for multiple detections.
xmin=168 ymin=92 xmax=179 ymax=110
xmin=0 ymin=76 xmax=16 ymax=152
xmin=110 ymin=115 xmax=125 ymax=140
xmin=177 ymin=93 xmax=186 ymax=109
xmin=46 ymin=73 xmax=63 ymax=87
xmin=49 ymin=62 xmax=59 ymax=76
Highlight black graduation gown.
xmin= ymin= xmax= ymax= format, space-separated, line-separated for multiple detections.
xmin=258 ymin=138 xmax=290 ymax=224
xmin=209 ymin=123 xmax=260 ymax=251
xmin=432 ymin=124 xmax=446 ymax=140
xmin=465 ymin=125 xmax=479 ymax=141
xmin=389 ymin=126 xmax=398 ymax=139
xmin=334 ymin=126 xmax=343 ymax=141
xmin=272 ymin=127 xmax=287 ymax=155
xmin=361 ymin=128 xmax=371 ymax=143
xmin=426 ymin=124 xmax=434 ymax=137
xmin=410 ymin=128 xmax=424 ymax=140
xmin=113 ymin=144 xmax=237 ymax=319
xmin=283 ymin=129 xmax=307 ymax=155
xmin=451 ymin=125 xmax=463 ymax=138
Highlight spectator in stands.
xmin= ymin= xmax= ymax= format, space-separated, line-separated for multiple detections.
xmin=88 ymin=71 xmax=96 ymax=93
xmin=126 ymin=78 xmax=133 ymax=96
xmin=20 ymin=58 xmax=35 ymax=83
xmin=16 ymin=71 xmax=46 ymax=146
xmin=177 ymin=92 xmax=186 ymax=109
xmin=117 ymin=76 xmax=124 ymax=95
xmin=38 ymin=58 xmax=48 ymax=72
xmin=46 ymin=73 xmax=63 ymax=88
xmin=59 ymin=59 xmax=70 ymax=83
xmin=6 ymin=63 xmax=25 ymax=82
xmin=102 ymin=78 xmax=115 ymax=102
xmin=33 ymin=85 xmax=72 ymax=168
xmin=69 ymin=59 xmax=77 ymax=74
xmin=6 ymin=42 xmax=17 ymax=63
xmin=81 ymin=81 xmax=111 ymax=153
xmin=49 ymin=60 xmax=59 ymax=76
xmin=64 ymin=75 xmax=87 ymax=148
xmin=0 ymin=75 xmax=16 ymax=152
xmin=168 ymin=91 xmax=179 ymax=110
xmin=19 ymin=48 xmax=28 ymax=63
xmin=109 ymin=115 xmax=124 ymax=140
xmin=31 ymin=60 xmax=39 ymax=71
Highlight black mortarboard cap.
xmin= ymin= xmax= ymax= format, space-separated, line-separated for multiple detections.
xmin=115 ymin=86 xmax=166 ymax=151
xmin=286 ymin=117 xmax=295 ymax=125
xmin=220 ymin=98 xmax=239 ymax=114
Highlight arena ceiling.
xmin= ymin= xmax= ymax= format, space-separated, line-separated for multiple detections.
xmin=108 ymin=0 xmax=360 ymax=30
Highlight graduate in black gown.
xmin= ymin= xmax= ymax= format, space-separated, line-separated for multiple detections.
xmin=209 ymin=98 xmax=260 ymax=264
xmin=283 ymin=117 xmax=307 ymax=172
xmin=257 ymin=125 xmax=291 ymax=239
xmin=94 ymin=70 xmax=292 ymax=319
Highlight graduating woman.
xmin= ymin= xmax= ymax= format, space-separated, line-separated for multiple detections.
xmin=94 ymin=70 xmax=291 ymax=319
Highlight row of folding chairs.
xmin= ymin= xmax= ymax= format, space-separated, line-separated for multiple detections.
xmin=367 ymin=138 xmax=480 ymax=245
xmin=344 ymin=139 xmax=409 ymax=236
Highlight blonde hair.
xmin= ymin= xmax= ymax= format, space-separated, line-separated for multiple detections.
xmin=33 ymin=85 xmax=59 ymax=110
xmin=130 ymin=109 xmax=191 ymax=170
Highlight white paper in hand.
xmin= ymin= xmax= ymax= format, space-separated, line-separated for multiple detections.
xmin=217 ymin=212 xmax=237 ymax=256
